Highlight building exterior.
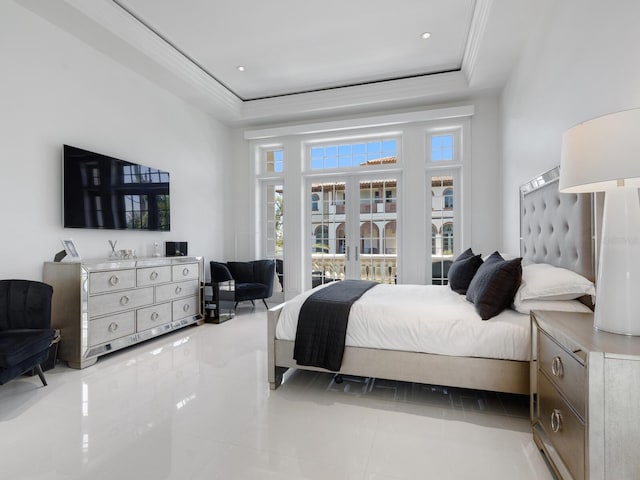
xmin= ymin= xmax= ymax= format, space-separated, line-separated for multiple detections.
xmin=309 ymin=175 xmax=455 ymax=285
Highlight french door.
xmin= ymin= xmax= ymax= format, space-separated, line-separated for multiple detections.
xmin=429 ymin=170 xmax=460 ymax=285
xmin=309 ymin=174 xmax=399 ymax=288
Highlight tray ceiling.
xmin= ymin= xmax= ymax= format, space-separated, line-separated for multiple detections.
xmin=117 ymin=0 xmax=476 ymax=101
xmin=19 ymin=0 xmax=545 ymax=124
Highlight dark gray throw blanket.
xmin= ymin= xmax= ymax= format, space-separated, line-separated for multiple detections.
xmin=293 ymin=280 xmax=377 ymax=371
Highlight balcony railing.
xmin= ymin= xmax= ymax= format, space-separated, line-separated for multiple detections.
xmin=323 ymin=201 xmax=398 ymax=216
xmin=311 ymin=253 xmax=454 ymax=286
xmin=311 ymin=254 xmax=397 ymax=285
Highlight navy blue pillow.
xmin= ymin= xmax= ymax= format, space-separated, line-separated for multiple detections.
xmin=448 ymin=248 xmax=483 ymax=294
xmin=466 ymin=252 xmax=523 ymax=320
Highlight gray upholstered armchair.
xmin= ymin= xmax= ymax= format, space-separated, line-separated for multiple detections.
xmin=210 ymin=260 xmax=276 ymax=309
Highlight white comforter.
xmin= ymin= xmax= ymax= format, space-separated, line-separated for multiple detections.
xmin=275 ymin=283 xmax=531 ymax=361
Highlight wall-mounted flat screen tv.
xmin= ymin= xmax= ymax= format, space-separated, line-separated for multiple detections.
xmin=63 ymin=145 xmax=170 ymax=231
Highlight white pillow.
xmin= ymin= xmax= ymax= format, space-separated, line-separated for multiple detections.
xmin=514 ymin=263 xmax=596 ymax=302
xmin=512 ymin=298 xmax=593 ymax=315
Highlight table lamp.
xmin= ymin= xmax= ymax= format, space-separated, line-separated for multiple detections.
xmin=559 ymin=108 xmax=640 ymax=335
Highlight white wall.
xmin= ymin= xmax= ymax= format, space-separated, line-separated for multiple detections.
xmin=501 ymin=0 xmax=640 ymax=253
xmin=468 ymin=96 xmax=502 ymax=255
xmin=226 ymin=128 xmax=253 ymax=262
xmin=0 ymin=2 xmax=231 ymax=281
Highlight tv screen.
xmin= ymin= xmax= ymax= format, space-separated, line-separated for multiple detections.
xmin=63 ymin=145 xmax=170 ymax=231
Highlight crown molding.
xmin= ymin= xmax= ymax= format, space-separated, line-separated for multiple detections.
xmin=461 ymin=0 xmax=493 ymax=85
xmin=239 ymin=71 xmax=470 ymax=125
xmin=244 ymin=105 xmax=475 ymax=140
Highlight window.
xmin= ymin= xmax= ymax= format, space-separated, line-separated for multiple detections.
xmin=360 ymin=221 xmax=379 ymax=254
xmin=122 ymin=165 xmax=168 ymax=184
xmin=265 ymin=149 xmax=283 ymax=173
xmin=90 ymin=166 xmax=100 ymax=186
xmin=310 ymin=139 xmax=397 ymax=170
xmin=430 ymin=176 xmax=455 ymax=256
xmin=431 ymin=224 xmax=437 ymax=254
xmin=247 ymin=107 xmax=471 ymax=290
xmin=120 ymin=194 xmax=169 ymax=231
xmin=258 ymin=147 xmax=284 ymax=262
xmin=157 ymin=195 xmax=170 ymax=230
xmin=261 ymin=183 xmax=284 ymax=259
xmin=124 ymin=194 xmax=147 ymax=229
xmin=89 ymin=194 xmax=104 ymax=227
xmin=427 ymin=124 xmax=464 ymax=285
xmin=336 ymin=224 xmax=346 ymax=253
xmin=314 ymin=225 xmax=329 ymax=252
xmin=428 ymin=168 xmax=459 ymax=284
xmin=443 ymin=188 xmax=453 ymax=209
xmin=442 ymin=222 xmax=453 ymax=254
xmin=430 ymin=134 xmax=454 ymax=162
xmin=383 ymin=220 xmax=397 ymax=255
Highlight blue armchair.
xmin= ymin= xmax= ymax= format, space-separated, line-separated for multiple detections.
xmin=0 ymin=280 xmax=57 ymax=387
xmin=210 ymin=260 xmax=276 ymax=309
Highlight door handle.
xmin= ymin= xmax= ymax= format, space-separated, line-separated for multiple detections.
xmin=346 ymin=246 xmax=350 ymax=261
xmin=355 ymin=246 xmax=359 ymax=261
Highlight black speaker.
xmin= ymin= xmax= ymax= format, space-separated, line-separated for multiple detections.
xmin=165 ymin=241 xmax=188 ymax=256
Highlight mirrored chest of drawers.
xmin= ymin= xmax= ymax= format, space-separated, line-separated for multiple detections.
xmin=531 ymin=310 xmax=640 ymax=479
xmin=44 ymin=256 xmax=203 ymax=368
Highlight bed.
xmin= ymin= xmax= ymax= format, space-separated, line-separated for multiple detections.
xmin=267 ymin=166 xmax=595 ymax=394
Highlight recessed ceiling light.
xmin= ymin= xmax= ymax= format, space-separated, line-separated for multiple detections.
xmin=237 ymin=65 xmax=246 ymax=72
xmin=421 ymin=32 xmax=431 ymax=40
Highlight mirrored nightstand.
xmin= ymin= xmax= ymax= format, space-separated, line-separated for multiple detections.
xmin=531 ymin=310 xmax=640 ymax=479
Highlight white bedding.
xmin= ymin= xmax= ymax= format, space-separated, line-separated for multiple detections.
xmin=275 ymin=283 xmax=531 ymax=361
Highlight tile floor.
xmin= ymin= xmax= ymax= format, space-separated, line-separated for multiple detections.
xmin=0 ymin=308 xmax=553 ymax=480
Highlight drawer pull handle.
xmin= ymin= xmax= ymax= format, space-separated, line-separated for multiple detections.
xmin=120 ymin=295 xmax=130 ymax=306
xmin=551 ymin=356 xmax=564 ymax=377
xmin=175 ymin=286 xmax=182 ymax=295
xmin=150 ymin=271 xmax=158 ymax=280
xmin=182 ymin=268 xmax=190 ymax=276
xmin=109 ymin=275 xmax=119 ymax=286
xmin=108 ymin=322 xmax=119 ymax=333
xmin=151 ymin=312 xmax=159 ymax=321
xmin=550 ymin=409 xmax=562 ymax=433
xmin=183 ymin=304 xmax=190 ymax=312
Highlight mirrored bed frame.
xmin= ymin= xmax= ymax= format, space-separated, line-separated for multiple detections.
xmin=267 ymin=166 xmax=595 ymax=394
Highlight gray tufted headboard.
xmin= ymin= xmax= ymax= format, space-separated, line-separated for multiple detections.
xmin=520 ymin=166 xmax=595 ymax=281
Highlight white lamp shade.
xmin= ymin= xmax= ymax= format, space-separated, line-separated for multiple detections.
xmin=559 ymin=108 xmax=640 ymax=193
xmin=559 ymin=108 xmax=640 ymax=335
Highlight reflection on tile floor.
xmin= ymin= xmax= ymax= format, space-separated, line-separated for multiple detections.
xmin=310 ymin=372 xmax=529 ymax=418
xmin=0 ymin=309 xmax=553 ymax=480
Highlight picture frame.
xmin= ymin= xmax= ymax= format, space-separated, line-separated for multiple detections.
xmin=61 ymin=238 xmax=81 ymax=260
